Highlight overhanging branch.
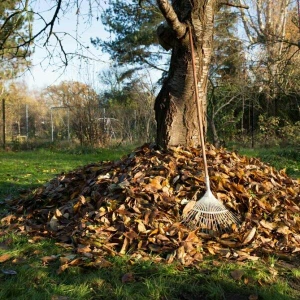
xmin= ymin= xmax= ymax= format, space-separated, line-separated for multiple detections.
xmin=156 ymin=0 xmax=186 ymax=39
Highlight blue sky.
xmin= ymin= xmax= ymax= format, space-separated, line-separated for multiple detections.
xmin=23 ymin=0 xmax=111 ymax=89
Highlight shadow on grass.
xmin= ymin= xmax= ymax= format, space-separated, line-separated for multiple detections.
xmin=0 ymin=181 xmax=41 ymax=203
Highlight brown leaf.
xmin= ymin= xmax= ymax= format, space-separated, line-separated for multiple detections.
xmin=230 ymin=269 xmax=245 ymax=280
xmin=122 ymin=272 xmax=134 ymax=283
xmin=1 ymin=215 xmax=15 ymax=225
xmin=41 ymin=255 xmax=57 ymax=264
xmin=120 ymin=237 xmax=129 ymax=254
xmin=0 ymin=254 xmax=11 ymax=263
xmin=144 ymin=177 xmax=162 ymax=192
xmin=55 ymin=209 xmax=63 ymax=218
xmin=277 ymin=225 xmax=292 ymax=235
xmin=93 ymin=258 xmax=113 ymax=268
xmin=57 ymin=263 xmax=69 ymax=275
xmin=259 ymin=220 xmax=275 ymax=230
xmin=242 ymin=227 xmax=256 ymax=245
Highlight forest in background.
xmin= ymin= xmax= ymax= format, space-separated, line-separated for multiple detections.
xmin=0 ymin=0 xmax=300 ymax=150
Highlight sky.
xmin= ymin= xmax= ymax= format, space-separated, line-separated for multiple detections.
xmin=22 ymin=0 xmax=111 ymax=90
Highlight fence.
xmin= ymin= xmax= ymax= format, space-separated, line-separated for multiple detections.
xmin=0 ymin=102 xmax=157 ymax=148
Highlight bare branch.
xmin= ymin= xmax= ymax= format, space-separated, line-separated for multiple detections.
xmin=156 ymin=0 xmax=186 ymax=39
xmin=44 ymin=0 xmax=62 ymax=45
xmin=138 ymin=55 xmax=168 ymax=72
xmin=53 ymin=33 xmax=68 ymax=66
xmin=219 ymin=1 xmax=249 ymax=9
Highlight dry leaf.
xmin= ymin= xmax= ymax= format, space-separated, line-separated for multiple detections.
xmin=277 ymin=226 xmax=292 ymax=235
xmin=259 ymin=220 xmax=275 ymax=230
xmin=49 ymin=215 xmax=59 ymax=231
xmin=230 ymin=269 xmax=245 ymax=280
xmin=41 ymin=255 xmax=57 ymax=264
xmin=122 ymin=272 xmax=134 ymax=283
xmin=137 ymin=222 xmax=147 ymax=233
xmin=242 ymin=227 xmax=257 ymax=245
xmin=182 ymin=200 xmax=196 ymax=216
xmin=0 ymin=254 xmax=11 ymax=263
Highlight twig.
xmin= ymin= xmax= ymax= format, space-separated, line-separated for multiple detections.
xmin=219 ymin=1 xmax=249 ymax=9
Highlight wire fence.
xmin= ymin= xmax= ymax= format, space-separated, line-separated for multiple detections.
xmin=0 ymin=102 xmax=157 ymax=148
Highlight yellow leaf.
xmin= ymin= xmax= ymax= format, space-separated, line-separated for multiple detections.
xmin=137 ymin=222 xmax=147 ymax=233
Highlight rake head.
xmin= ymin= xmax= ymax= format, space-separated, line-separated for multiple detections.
xmin=182 ymin=189 xmax=239 ymax=233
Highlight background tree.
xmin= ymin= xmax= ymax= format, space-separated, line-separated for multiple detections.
xmin=97 ymin=0 xmax=250 ymax=148
xmin=237 ymin=0 xmax=298 ymax=115
xmin=92 ymin=0 xmax=166 ymax=75
xmin=0 ymin=82 xmax=48 ymax=143
xmin=208 ymin=5 xmax=246 ymax=147
xmin=99 ymin=67 xmax=156 ymax=143
xmin=0 ymin=0 xmax=32 ymax=79
xmin=44 ymin=81 xmax=103 ymax=146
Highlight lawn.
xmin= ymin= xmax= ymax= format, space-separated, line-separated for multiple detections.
xmin=236 ymin=147 xmax=300 ymax=179
xmin=0 ymin=145 xmax=299 ymax=300
xmin=0 ymin=146 xmax=133 ymax=201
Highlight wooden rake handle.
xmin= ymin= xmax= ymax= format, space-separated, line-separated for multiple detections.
xmin=188 ymin=26 xmax=210 ymax=189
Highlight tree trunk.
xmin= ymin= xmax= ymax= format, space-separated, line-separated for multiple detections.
xmin=155 ymin=0 xmax=216 ymax=148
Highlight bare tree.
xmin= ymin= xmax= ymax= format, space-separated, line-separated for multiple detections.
xmin=237 ymin=0 xmax=299 ymax=114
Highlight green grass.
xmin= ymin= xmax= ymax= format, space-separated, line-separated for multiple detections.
xmin=0 ymin=146 xmax=133 ymax=201
xmin=233 ymin=147 xmax=300 ymax=179
xmin=0 ymin=145 xmax=300 ymax=299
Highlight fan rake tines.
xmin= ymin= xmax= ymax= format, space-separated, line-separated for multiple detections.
xmin=182 ymin=190 xmax=240 ymax=233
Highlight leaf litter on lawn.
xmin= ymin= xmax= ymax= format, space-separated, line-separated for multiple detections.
xmin=1 ymin=143 xmax=299 ymax=271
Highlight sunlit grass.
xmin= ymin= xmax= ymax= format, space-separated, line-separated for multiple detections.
xmin=235 ymin=147 xmax=300 ymax=179
xmin=0 ymin=146 xmax=134 ymax=201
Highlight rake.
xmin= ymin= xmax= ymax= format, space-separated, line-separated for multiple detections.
xmin=182 ymin=27 xmax=239 ymax=233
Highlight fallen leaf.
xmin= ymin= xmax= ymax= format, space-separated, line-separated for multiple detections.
xmin=49 ymin=215 xmax=59 ymax=231
xmin=0 ymin=254 xmax=11 ymax=263
xmin=137 ymin=221 xmax=147 ymax=233
xmin=41 ymin=255 xmax=58 ymax=264
xmin=242 ymin=227 xmax=256 ymax=245
xmin=122 ymin=272 xmax=134 ymax=283
xmin=230 ymin=269 xmax=245 ymax=280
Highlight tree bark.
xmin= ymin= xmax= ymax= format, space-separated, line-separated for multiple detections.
xmin=155 ymin=0 xmax=216 ymax=148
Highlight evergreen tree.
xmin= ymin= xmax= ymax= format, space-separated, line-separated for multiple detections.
xmin=91 ymin=0 xmax=166 ymax=75
xmin=211 ymin=7 xmax=244 ymax=83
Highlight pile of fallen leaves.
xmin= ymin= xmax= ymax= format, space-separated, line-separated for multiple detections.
xmin=1 ymin=143 xmax=300 ymax=268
